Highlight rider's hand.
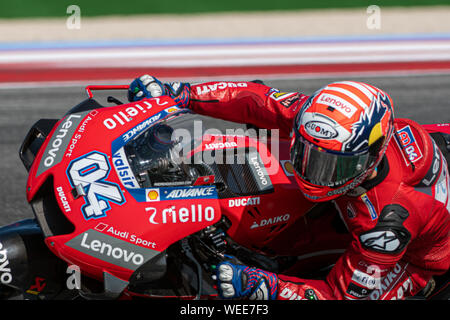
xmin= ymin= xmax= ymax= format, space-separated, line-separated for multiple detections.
xmin=216 ymin=261 xmax=278 ymax=300
xmin=128 ymin=74 xmax=190 ymax=108
xmin=128 ymin=75 xmax=167 ymax=102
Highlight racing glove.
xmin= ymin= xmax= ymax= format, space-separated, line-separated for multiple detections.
xmin=216 ymin=261 xmax=278 ymax=300
xmin=128 ymin=74 xmax=190 ymax=107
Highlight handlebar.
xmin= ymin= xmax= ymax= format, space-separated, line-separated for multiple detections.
xmin=85 ymin=85 xmax=130 ymax=99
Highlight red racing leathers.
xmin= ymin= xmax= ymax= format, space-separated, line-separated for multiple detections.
xmin=187 ymin=80 xmax=450 ymax=300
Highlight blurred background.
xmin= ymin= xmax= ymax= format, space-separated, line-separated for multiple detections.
xmin=1 ymin=0 xmax=450 ymax=222
xmin=1 ymin=0 xmax=450 ymax=81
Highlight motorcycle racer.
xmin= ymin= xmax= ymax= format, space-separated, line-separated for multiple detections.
xmin=128 ymin=75 xmax=450 ymax=300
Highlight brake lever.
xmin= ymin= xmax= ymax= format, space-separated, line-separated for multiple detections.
xmin=107 ymin=96 xmax=124 ymax=105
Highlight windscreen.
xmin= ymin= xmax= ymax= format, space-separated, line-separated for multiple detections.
xmin=123 ymin=111 xmax=242 ymax=188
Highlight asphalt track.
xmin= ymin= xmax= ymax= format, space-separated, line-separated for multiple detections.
xmin=1 ymin=74 xmax=449 ymax=226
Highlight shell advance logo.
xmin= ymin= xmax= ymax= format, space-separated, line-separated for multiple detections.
xmin=126 ymin=185 xmax=218 ymax=203
xmin=146 ymin=186 xmax=217 ymax=201
xmin=147 ymin=189 xmax=160 ymax=201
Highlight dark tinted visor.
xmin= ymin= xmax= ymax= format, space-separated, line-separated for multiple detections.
xmin=290 ymin=135 xmax=376 ymax=187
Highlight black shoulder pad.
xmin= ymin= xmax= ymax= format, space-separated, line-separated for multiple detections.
xmin=359 ymin=204 xmax=411 ymax=254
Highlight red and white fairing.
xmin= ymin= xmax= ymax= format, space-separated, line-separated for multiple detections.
xmin=26 ymin=88 xmax=341 ymax=287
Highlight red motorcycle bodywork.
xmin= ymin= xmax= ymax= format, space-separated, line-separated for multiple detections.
xmin=25 ymin=87 xmax=350 ymax=287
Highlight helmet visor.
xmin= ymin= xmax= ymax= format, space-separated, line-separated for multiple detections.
xmin=291 ymin=135 xmax=376 ymax=188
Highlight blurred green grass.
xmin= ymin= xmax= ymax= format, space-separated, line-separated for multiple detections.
xmin=2 ymin=0 xmax=450 ymax=18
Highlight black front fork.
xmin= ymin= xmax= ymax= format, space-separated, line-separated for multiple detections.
xmin=0 ymin=219 xmax=74 ymax=300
